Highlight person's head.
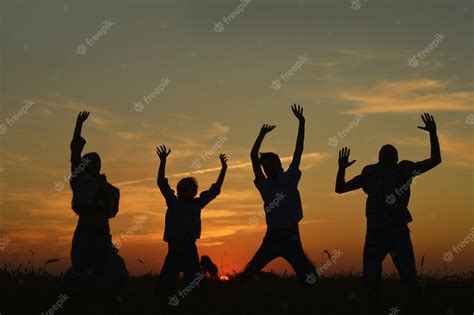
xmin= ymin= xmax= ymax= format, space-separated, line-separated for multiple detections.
xmin=82 ymin=152 xmax=101 ymax=175
xmin=378 ymin=144 xmax=398 ymax=166
xmin=259 ymin=152 xmax=284 ymax=179
xmin=177 ymin=177 xmax=198 ymax=199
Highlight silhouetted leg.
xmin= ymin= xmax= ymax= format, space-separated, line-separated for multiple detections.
xmin=158 ymin=249 xmax=181 ymax=307
xmin=241 ymin=240 xmax=278 ymax=280
xmin=182 ymin=243 xmax=209 ymax=312
xmin=390 ymin=229 xmax=417 ymax=283
xmin=390 ymin=228 xmax=418 ymax=314
xmin=281 ymin=238 xmax=316 ymax=285
xmin=362 ymin=230 xmax=389 ymax=315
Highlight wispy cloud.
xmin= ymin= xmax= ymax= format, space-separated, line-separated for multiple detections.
xmin=115 ymin=151 xmax=328 ymax=187
xmin=340 ymin=79 xmax=473 ymax=114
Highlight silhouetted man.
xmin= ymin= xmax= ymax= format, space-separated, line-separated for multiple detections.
xmin=242 ymin=105 xmax=316 ymax=284
xmin=335 ymin=113 xmax=441 ymax=311
xmin=67 ymin=111 xmax=128 ymax=297
xmin=156 ymin=145 xmax=227 ymax=304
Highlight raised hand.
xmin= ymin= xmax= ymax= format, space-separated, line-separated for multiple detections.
xmin=338 ymin=147 xmax=356 ymax=169
xmin=259 ymin=124 xmax=276 ymax=135
xmin=77 ymin=111 xmax=90 ymax=124
xmin=417 ymin=113 xmax=437 ymax=133
xmin=219 ymin=153 xmax=228 ymax=168
xmin=156 ymin=145 xmax=171 ymax=160
xmin=291 ymin=104 xmax=305 ymax=121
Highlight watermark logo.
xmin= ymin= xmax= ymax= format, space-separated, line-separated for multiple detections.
xmin=384 ymin=170 xmax=421 ymax=204
xmin=1 ymin=99 xmax=34 ymax=136
xmin=213 ymin=22 xmax=224 ymax=33
xmin=76 ymin=44 xmax=87 ymax=55
xmin=442 ymin=227 xmax=474 ymax=262
xmin=385 ymin=194 xmax=396 ymax=205
xmin=442 ymin=251 xmax=453 ymax=262
xmin=54 ymin=181 xmax=65 ymax=192
xmin=465 ymin=113 xmax=474 ymax=125
xmin=114 ymin=214 xmax=149 ymax=249
xmin=305 ymin=272 xmax=317 ymax=284
xmin=408 ymin=33 xmax=445 ymax=67
xmin=328 ymin=113 xmax=366 ymax=147
xmin=41 ymin=294 xmax=69 ymax=315
xmin=0 ymin=124 xmax=7 ymax=135
xmin=317 ymin=249 xmax=343 ymax=277
xmin=54 ymin=156 xmax=91 ymax=192
xmin=169 ymin=272 xmax=206 ymax=307
xmin=270 ymin=55 xmax=308 ymax=90
xmin=250 ymin=192 xmax=286 ymax=226
xmin=132 ymin=77 xmax=172 ymax=112
xmin=350 ymin=0 xmax=367 ymax=11
xmin=168 ymin=295 xmax=179 ymax=306
xmin=76 ymin=20 xmax=114 ymax=56
xmin=0 ymin=236 xmax=12 ymax=252
xmin=248 ymin=216 xmax=259 ymax=226
xmin=270 ymin=79 xmax=282 ymax=90
xmin=191 ymin=134 xmax=228 ymax=169
xmin=328 ymin=136 xmax=339 ymax=147
xmin=213 ymin=0 xmax=252 ymax=32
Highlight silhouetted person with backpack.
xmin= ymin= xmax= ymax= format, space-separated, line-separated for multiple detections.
xmin=241 ymin=105 xmax=316 ymax=285
xmin=335 ymin=113 xmax=441 ymax=313
xmin=156 ymin=145 xmax=227 ymax=307
xmin=66 ymin=111 xmax=128 ymax=304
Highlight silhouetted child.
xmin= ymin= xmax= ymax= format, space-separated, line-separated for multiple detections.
xmin=156 ymin=145 xmax=227 ymax=302
xmin=335 ymin=113 xmax=441 ymax=313
xmin=200 ymin=255 xmax=219 ymax=279
xmin=242 ymin=105 xmax=316 ymax=285
xmin=66 ymin=111 xmax=128 ymax=300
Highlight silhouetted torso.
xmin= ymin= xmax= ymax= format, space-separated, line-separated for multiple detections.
xmin=254 ymin=164 xmax=303 ymax=228
xmin=158 ymin=178 xmax=220 ymax=242
xmin=361 ymin=160 xmax=422 ymax=230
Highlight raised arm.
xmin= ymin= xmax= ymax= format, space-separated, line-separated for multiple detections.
xmin=156 ymin=145 xmax=171 ymax=184
xmin=156 ymin=145 xmax=175 ymax=200
xmin=335 ymin=147 xmax=363 ymax=194
xmin=199 ymin=154 xmax=228 ymax=208
xmin=70 ymin=111 xmax=89 ymax=172
xmin=289 ymin=104 xmax=305 ymax=169
xmin=251 ymin=124 xmax=275 ymax=179
xmin=415 ymin=113 xmax=442 ymax=173
xmin=73 ymin=111 xmax=89 ymax=140
xmin=214 ymin=153 xmax=228 ymax=189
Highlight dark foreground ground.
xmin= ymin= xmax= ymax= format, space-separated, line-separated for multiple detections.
xmin=0 ymin=267 xmax=473 ymax=315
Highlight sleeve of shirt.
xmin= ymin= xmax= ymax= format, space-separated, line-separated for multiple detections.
xmin=404 ymin=160 xmax=423 ymax=176
xmin=70 ymin=136 xmax=86 ymax=173
xmin=396 ymin=160 xmax=424 ymax=184
xmin=198 ymin=183 xmax=221 ymax=209
xmin=286 ymin=163 xmax=302 ymax=186
xmin=157 ymin=177 xmax=176 ymax=203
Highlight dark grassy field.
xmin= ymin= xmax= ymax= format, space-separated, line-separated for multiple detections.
xmin=0 ymin=266 xmax=472 ymax=315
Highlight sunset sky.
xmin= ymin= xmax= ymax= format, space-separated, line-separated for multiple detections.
xmin=0 ymin=0 xmax=473 ymax=276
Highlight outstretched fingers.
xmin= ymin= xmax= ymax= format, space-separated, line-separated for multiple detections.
xmin=219 ymin=153 xmax=228 ymax=168
xmin=261 ymin=124 xmax=276 ymax=133
xmin=418 ymin=112 xmax=436 ymax=132
xmin=77 ymin=111 xmax=90 ymax=122
xmin=338 ymin=147 xmax=356 ymax=168
xmin=291 ymin=104 xmax=304 ymax=119
xmin=156 ymin=145 xmax=171 ymax=158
